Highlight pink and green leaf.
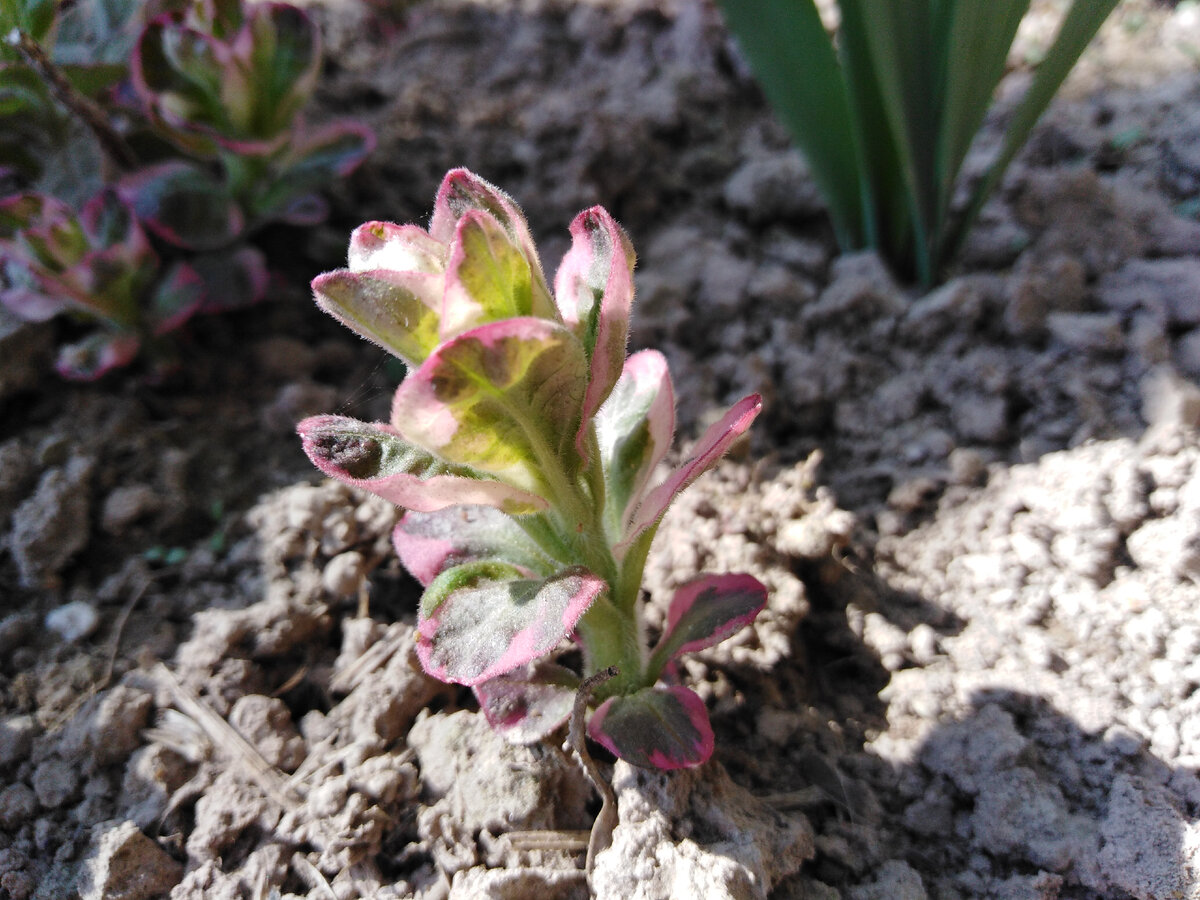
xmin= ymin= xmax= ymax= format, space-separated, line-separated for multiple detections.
xmin=428 ymin=168 xmax=554 ymax=318
xmin=553 ymin=206 xmax=636 ymax=451
xmin=595 ymin=349 xmax=675 ymax=538
xmin=393 ymin=505 xmax=559 ymax=586
xmin=118 ymin=161 xmax=244 ymax=250
xmin=620 ymin=393 xmax=762 ymax=551
xmin=417 ymin=561 xmax=605 ymax=685
xmin=298 ymin=415 xmax=548 ymax=516
xmin=440 ymin=210 xmax=535 ymax=341
xmin=348 ymin=221 xmax=446 ymax=275
xmin=312 ymin=268 xmax=441 ymax=368
xmin=389 ymin=317 xmax=589 ymax=497
xmin=587 ymin=685 xmax=714 ymax=770
xmin=148 ymin=261 xmax=207 ymax=334
xmin=647 ymin=574 xmax=767 ymax=680
xmin=54 ymin=332 xmax=141 ymax=381
xmin=190 ymin=246 xmax=269 ymax=314
xmin=474 ymin=660 xmax=580 ymax=744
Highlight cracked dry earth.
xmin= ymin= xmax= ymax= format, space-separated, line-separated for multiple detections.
xmin=3 ymin=0 xmax=1200 ymax=897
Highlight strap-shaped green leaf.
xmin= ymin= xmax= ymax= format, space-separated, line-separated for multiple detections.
xmin=936 ymin=1 xmax=1029 ymax=219
xmin=946 ymin=0 xmax=1120 ymax=263
xmin=417 ymin=561 xmax=605 ymax=685
xmin=717 ymin=0 xmax=864 ymax=248
xmin=390 ymin=317 xmax=589 ymax=500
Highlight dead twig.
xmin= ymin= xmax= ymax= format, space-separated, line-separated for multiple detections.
xmin=567 ymin=666 xmax=619 ymax=883
xmin=154 ymin=663 xmax=303 ymax=808
xmin=8 ymin=29 xmax=138 ymax=171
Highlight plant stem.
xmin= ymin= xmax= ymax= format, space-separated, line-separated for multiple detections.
xmin=9 ymin=29 xmax=138 ymax=172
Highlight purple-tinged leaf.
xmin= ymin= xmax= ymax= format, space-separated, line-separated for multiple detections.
xmin=390 ymin=317 xmax=589 ymax=498
xmin=428 ymin=168 xmax=554 ymax=317
xmin=595 ymin=349 xmax=675 ymax=537
xmin=0 ymin=283 xmax=67 ymax=322
xmin=312 ymin=268 xmax=441 ymax=368
xmin=417 ymin=562 xmax=604 ymax=686
xmin=191 ymin=246 xmax=269 ymax=314
xmin=285 ymin=119 xmax=376 ymax=180
xmin=348 ymin=221 xmax=445 ymax=275
xmin=394 ymin=505 xmax=558 ymax=586
xmin=440 ymin=210 xmax=535 ymax=341
xmin=553 ymin=206 xmax=636 ymax=452
xmin=474 ymin=660 xmax=579 ymax=744
xmin=620 ymin=394 xmax=762 ymax=552
xmin=255 ymin=121 xmax=376 ymax=225
xmin=79 ymin=191 xmax=152 ymax=267
xmin=148 ymin=262 xmax=207 ymax=335
xmin=588 ymin=685 xmax=714 ymax=770
xmin=648 ymin=574 xmax=767 ymax=678
xmin=118 ymin=162 xmax=243 ymax=250
xmin=54 ymin=332 xmax=140 ymax=381
xmin=274 ymin=193 xmax=328 ymax=226
xmin=298 ymin=415 xmax=548 ymax=515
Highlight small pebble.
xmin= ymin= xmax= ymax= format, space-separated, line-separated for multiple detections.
xmin=45 ymin=601 xmax=99 ymax=643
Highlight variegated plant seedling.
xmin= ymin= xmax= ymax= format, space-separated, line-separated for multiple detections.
xmin=299 ymin=169 xmax=767 ymax=769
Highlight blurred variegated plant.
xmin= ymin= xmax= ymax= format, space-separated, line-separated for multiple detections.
xmin=123 ymin=0 xmax=374 ymax=246
xmin=0 ymin=189 xmax=266 ymax=379
xmin=299 ymin=169 xmax=766 ymax=769
xmin=718 ymin=0 xmax=1118 ymax=286
xmin=0 ymin=0 xmax=136 ymax=180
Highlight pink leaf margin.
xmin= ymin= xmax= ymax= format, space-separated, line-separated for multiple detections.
xmin=417 ymin=568 xmax=605 ymax=686
xmin=620 ymin=393 xmax=762 ymax=551
xmin=588 ymin=685 xmax=714 ymax=770
xmin=553 ymin=206 xmax=635 ymax=456
xmin=297 ymin=415 xmax=547 ymax=515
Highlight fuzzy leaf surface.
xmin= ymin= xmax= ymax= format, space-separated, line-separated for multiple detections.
xmin=648 ymin=573 xmax=767 ymax=679
xmin=595 ymin=349 xmax=675 ymax=539
xmin=393 ymin=505 xmax=559 ymax=587
xmin=621 ymin=393 xmax=761 ymax=551
xmin=474 ymin=660 xmax=579 ymax=744
xmin=417 ymin=562 xmax=605 ymax=686
xmin=312 ymin=268 xmax=441 ymax=368
xmin=390 ymin=318 xmax=588 ymax=498
xmin=298 ymin=415 xmax=547 ymax=515
xmin=440 ymin=211 xmax=535 ymax=341
xmin=428 ymin=168 xmax=554 ymax=317
xmin=588 ymin=685 xmax=714 ymax=770
xmin=553 ymin=206 xmax=636 ymax=450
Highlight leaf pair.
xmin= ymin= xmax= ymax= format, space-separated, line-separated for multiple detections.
xmin=0 ymin=189 xmax=266 ymax=379
xmin=718 ymin=0 xmax=1118 ymax=285
xmin=469 ymin=573 xmax=767 ymax=770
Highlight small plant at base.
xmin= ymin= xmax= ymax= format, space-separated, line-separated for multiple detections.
xmin=0 ymin=188 xmax=265 ymax=379
xmin=717 ymin=0 xmax=1119 ymax=286
xmin=299 ymin=168 xmax=767 ymax=769
xmin=123 ymin=0 xmax=375 ymax=248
